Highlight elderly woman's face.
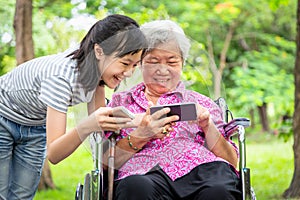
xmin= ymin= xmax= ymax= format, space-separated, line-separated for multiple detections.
xmin=141 ymin=42 xmax=183 ymax=95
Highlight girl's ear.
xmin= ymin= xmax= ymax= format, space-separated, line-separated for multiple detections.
xmin=94 ymin=44 xmax=104 ymax=59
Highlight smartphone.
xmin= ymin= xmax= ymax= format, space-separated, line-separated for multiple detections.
xmin=150 ymin=102 xmax=197 ymax=122
xmin=112 ymin=106 xmax=135 ymax=119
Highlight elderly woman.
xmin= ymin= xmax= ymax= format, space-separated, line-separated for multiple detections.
xmin=105 ymin=20 xmax=241 ymax=200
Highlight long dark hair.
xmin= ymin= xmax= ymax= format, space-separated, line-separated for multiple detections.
xmin=68 ymin=14 xmax=146 ymax=92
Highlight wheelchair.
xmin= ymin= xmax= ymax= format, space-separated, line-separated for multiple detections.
xmin=75 ymin=97 xmax=256 ymax=200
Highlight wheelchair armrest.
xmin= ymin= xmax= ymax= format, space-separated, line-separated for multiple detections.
xmin=224 ymin=118 xmax=251 ymax=138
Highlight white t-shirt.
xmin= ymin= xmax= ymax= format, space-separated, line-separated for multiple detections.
xmin=0 ymin=47 xmax=95 ymax=126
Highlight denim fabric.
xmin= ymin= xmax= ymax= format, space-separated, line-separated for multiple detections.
xmin=0 ymin=115 xmax=46 ymax=200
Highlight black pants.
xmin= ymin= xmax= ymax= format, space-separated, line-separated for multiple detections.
xmin=114 ymin=161 xmax=242 ymax=200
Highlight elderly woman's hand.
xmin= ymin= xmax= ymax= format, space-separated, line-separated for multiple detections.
xmin=132 ymin=106 xmax=178 ymax=141
xmin=196 ymin=104 xmax=212 ymax=133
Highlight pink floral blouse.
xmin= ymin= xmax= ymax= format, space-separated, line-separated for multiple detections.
xmin=106 ymin=81 xmax=238 ymax=181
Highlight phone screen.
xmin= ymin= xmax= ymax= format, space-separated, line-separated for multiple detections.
xmin=150 ymin=102 xmax=197 ymax=121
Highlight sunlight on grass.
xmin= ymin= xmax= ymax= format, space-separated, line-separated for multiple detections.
xmin=247 ymin=134 xmax=295 ymax=200
xmin=34 ymin=144 xmax=93 ymax=200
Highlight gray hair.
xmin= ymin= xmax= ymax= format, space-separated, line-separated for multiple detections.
xmin=140 ymin=20 xmax=191 ymax=61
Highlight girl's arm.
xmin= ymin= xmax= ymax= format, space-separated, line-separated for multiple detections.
xmin=46 ymin=107 xmax=83 ymax=164
xmin=46 ymin=85 xmax=132 ymax=164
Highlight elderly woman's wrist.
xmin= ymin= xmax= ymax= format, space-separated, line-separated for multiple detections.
xmin=127 ymin=135 xmax=143 ymax=151
xmin=203 ymin=119 xmax=223 ymax=150
xmin=126 ymin=134 xmax=148 ymax=152
xmin=202 ymin=117 xmax=214 ymax=133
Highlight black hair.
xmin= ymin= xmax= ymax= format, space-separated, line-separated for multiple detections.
xmin=68 ymin=14 xmax=146 ymax=91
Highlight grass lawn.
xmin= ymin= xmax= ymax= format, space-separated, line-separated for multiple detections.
xmin=33 ymin=143 xmax=93 ymax=200
xmin=246 ymin=133 xmax=295 ymax=200
xmin=34 ymin=133 xmax=296 ymax=200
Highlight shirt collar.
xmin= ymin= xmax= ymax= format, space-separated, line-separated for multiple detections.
xmin=130 ymin=81 xmax=186 ymax=109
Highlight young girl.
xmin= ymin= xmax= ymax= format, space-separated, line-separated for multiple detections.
xmin=0 ymin=14 xmax=146 ymax=200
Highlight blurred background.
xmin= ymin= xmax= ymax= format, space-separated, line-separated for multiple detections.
xmin=0 ymin=0 xmax=298 ymax=199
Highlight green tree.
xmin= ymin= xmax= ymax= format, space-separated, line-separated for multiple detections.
xmin=228 ymin=32 xmax=295 ymax=131
xmin=0 ymin=0 xmax=16 ymax=75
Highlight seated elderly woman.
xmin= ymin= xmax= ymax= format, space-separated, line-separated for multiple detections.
xmin=104 ymin=20 xmax=241 ymax=200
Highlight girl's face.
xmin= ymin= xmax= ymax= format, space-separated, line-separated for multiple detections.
xmin=98 ymin=50 xmax=143 ymax=89
xmin=141 ymin=42 xmax=183 ymax=96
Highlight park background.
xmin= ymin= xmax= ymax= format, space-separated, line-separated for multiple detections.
xmin=0 ymin=0 xmax=299 ymax=199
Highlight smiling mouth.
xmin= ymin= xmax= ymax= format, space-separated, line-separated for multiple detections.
xmin=155 ymin=79 xmax=168 ymax=83
xmin=114 ymin=75 xmax=123 ymax=83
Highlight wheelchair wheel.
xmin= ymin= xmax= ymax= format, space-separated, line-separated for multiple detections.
xmin=251 ymin=187 xmax=256 ymax=200
xmin=82 ymin=173 xmax=91 ymax=200
xmin=75 ymin=183 xmax=83 ymax=200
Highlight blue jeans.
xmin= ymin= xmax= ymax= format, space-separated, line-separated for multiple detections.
xmin=0 ymin=115 xmax=46 ymax=200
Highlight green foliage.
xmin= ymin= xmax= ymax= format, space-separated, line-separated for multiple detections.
xmin=182 ymin=41 xmax=214 ymax=97
xmin=1 ymin=0 xmax=296 ymax=134
xmin=182 ymin=65 xmax=213 ymax=97
xmin=276 ymin=117 xmax=293 ymax=141
xmin=226 ymin=28 xmax=295 ymax=132
xmin=0 ymin=0 xmax=15 ymax=75
xmin=229 ymin=57 xmax=294 ymax=115
xmin=33 ymin=0 xmax=73 ymax=19
xmin=0 ymin=54 xmax=16 ymax=75
xmin=33 ymin=14 xmax=87 ymax=56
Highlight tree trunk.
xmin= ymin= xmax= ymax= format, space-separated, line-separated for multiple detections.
xmin=13 ymin=0 xmax=55 ymax=191
xmin=13 ymin=0 xmax=34 ymax=65
xmin=211 ymin=22 xmax=237 ymax=99
xmin=249 ymin=108 xmax=255 ymax=129
xmin=257 ymin=103 xmax=270 ymax=132
xmin=283 ymin=0 xmax=300 ymax=198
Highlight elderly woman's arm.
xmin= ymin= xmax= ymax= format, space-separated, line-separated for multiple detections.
xmin=204 ymin=119 xmax=238 ymax=168
xmin=197 ymin=105 xmax=238 ymax=168
xmin=103 ymin=132 xmax=149 ymax=170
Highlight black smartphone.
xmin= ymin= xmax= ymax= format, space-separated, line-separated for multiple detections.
xmin=150 ymin=102 xmax=197 ymax=122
